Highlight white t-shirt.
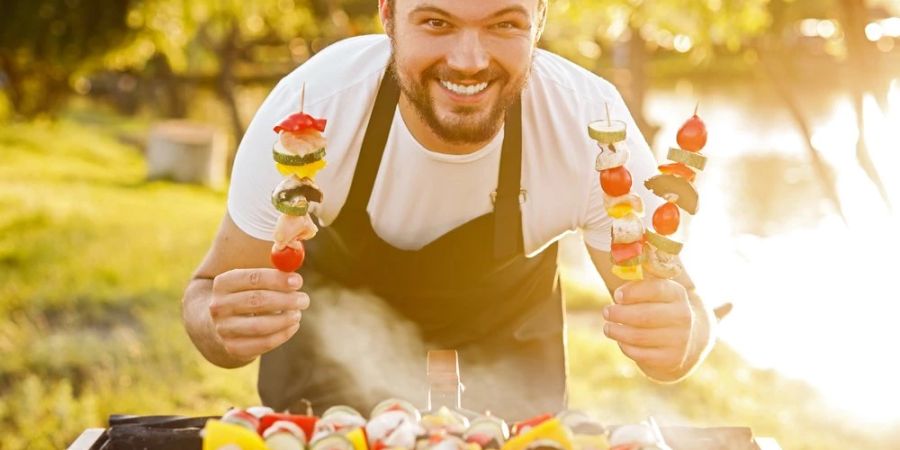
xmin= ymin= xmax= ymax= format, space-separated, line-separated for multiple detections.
xmin=228 ymin=34 xmax=662 ymax=257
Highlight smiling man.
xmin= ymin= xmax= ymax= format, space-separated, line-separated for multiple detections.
xmin=182 ymin=0 xmax=716 ymax=419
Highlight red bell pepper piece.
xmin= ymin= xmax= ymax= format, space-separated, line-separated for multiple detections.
xmin=274 ymin=112 xmax=327 ymax=134
xmin=258 ymin=413 xmax=318 ymax=438
xmin=511 ymin=413 xmax=553 ymax=436
xmin=658 ymin=162 xmax=696 ymax=182
xmin=611 ymin=241 xmax=644 ymax=264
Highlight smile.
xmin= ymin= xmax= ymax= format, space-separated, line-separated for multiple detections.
xmin=439 ymin=80 xmax=489 ymax=96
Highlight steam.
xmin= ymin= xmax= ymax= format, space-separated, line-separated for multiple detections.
xmin=300 ymin=280 xmax=566 ymax=421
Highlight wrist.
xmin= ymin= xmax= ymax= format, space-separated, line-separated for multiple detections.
xmin=182 ymin=279 xmax=257 ymax=369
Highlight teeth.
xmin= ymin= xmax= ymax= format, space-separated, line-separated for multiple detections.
xmin=440 ymin=80 xmax=489 ymax=96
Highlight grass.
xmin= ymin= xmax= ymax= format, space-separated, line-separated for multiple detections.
xmin=0 ymin=116 xmax=897 ymax=449
xmin=0 ymin=119 xmax=258 ymax=449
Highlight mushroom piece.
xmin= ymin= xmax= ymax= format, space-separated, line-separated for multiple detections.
xmin=272 ymin=175 xmax=324 ymax=216
xmin=644 ymin=174 xmax=699 ymax=215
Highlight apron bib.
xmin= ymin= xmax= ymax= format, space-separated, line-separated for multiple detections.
xmin=259 ymin=67 xmax=567 ymax=420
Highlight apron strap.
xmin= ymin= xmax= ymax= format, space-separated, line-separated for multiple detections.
xmin=492 ymin=98 xmax=523 ymax=259
xmin=344 ymin=65 xmax=402 ymax=213
xmin=343 ymin=65 xmax=524 ymax=259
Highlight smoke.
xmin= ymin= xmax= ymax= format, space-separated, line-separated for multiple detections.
xmin=299 ymin=278 xmax=567 ymax=421
xmin=303 ymin=281 xmax=429 ymax=412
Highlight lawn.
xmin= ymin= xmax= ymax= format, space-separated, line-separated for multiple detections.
xmin=0 ymin=117 xmax=894 ymax=449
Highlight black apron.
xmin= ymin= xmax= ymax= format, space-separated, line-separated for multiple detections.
xmin=259 ymin=67 xmax=567 ymax=420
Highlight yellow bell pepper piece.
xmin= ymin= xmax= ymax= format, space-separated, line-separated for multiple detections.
xmin=346 ymin=428 xmax=369 ymax=450
xmin=202 ymin=419 xmax=267 ymax=450
xmin=501 ymin=418 xmax=573 ymax=450
xmin=606 ymin=203 xmax=634 ymax=219
xmin=276 ymin=159 xmax=327 ymax=178
xmin=612 ymin=264 xmax=643 ymax=281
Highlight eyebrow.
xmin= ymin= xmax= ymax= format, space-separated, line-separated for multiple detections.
xmin=409 ymin=5 xmax=530 ymax=21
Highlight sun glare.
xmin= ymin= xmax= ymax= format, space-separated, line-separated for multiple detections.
xmin=582 ymin=81 xmax=900 ymax=425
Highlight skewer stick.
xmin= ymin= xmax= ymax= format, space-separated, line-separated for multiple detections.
xmin=605 ymin=102 xmax=612 ymax=127
xmin=694 ymin=101 xmax=699 ymax=116
xmin=299 ymin=82 xmax=306 ymax=113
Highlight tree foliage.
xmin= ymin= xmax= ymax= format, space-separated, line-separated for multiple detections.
xmin=0 ymin=0 xmax=138 ymax=116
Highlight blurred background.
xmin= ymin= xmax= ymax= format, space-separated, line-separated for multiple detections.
xmin=1 ymin=0 xmax=899 ymax=448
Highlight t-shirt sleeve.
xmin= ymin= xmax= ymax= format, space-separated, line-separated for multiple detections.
xmin=227 ymin=78 xmax=298 ymax=242
xmin=581 ymin=88 xmax=665 ymax=252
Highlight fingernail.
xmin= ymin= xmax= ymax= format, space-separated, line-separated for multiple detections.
xmin=602 ymin=306 xmax=611 ymax=319
xmin=288 ymin=275 xmax=301 ymax=288
xmin=603 ymin=323 xmax=610 ymax=335
xmin=614 ymin=289 xmax=623 ymax=304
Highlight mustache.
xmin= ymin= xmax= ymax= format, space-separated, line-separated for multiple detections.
xmin=425 ymin=63 xmax=508 ymax=84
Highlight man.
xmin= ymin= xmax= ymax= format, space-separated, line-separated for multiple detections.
xmin=182 ymin=0 xmax=716 ymax=419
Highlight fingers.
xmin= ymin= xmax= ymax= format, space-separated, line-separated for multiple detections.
xmin=603 ymin=302 xmax=693 ymax=329
xmin=213 ymin=269 xmax=303 ymax=295
xmin=220 ymin=322 xmax=302 ymax=361
xmin=614 ymin=279 xmax=687 ymax=305
xmin=603 ymin=322 xmax=688 ymax=349
xmin=617 ymin=342 xmax=685 ymax=372
xmin=217 ymin=310 xmax=303 ymax=338
xmin=211 ymin=290 xmax=310 ymax=318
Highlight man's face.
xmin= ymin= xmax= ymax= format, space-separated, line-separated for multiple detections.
xmin=385 ymin=0 xmax=543 ymax=145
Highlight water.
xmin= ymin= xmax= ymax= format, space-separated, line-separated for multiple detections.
xmin=655 ymin=80 xmax=900 ymax=425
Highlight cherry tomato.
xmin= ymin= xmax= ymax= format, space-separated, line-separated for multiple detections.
xmin=611 ymin=241 xmax=643 ymax=264
xmin=658 ymin=162 xmax=696 ymax=182
xmin=271 ymin=244 xmax=305 ymax=272
xmin=676 ymin=114 xmax=707 ymax=152
xmin=653 ymin=202 xmax=681 ymax=236
xmin=600 ymin=166 xmax=632 ymax=197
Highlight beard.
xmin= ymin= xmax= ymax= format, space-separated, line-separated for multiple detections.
xmin=389 ymin=48 xmax=530 ymax=146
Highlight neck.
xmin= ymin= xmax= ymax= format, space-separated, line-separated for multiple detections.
xmin=398 ymin=95 xmax=498 ymax=156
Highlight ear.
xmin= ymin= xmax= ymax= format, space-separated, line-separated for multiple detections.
xmin=379 ymin=0 xmax=393 ymax=36
xmin=534 ymin=4 xmax=548 ymax=43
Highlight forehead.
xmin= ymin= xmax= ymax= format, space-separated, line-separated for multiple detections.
xmin=394 ymin=0 xmax=541 ymax=18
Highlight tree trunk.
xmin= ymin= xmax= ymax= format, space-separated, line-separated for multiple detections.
xmin=155 ymin=55 xmax=187 ymax=118
xmin=610 ymin=23 xmax=660 ymax=152
xmin=215 ymin=20 xmax=246 ymax=173
xmin=756 ymin=43 xmax=848 ymax=224
xmin=839 ymin=0 xmax=892 ymax=209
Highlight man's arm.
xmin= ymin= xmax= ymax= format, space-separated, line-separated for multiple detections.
xmin=587 ymin=245 xmax=716 ymax=382
xmin=183 ymin=213 xmax=309 ymax=368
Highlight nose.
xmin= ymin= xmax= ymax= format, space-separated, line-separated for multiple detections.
xmin=446 ymin=29 xmax=490 ymax=76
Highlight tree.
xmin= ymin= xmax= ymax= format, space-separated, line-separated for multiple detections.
xmin=541 ymin=0 xmax=771 ymax=143
xmin=0 ymin=0 xmax=137 ymax=117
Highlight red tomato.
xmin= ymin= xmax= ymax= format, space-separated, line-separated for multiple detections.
xmin=611 ymin=241 xmax=643 ymax=264
xmin=676 ymin=114 xmax=708 ymax=152
xmin=653 ymin=202 xmax=681 ymax=236
xmin=600 ymin=166 xmax=633 ymax=197
xmin=658 ymin=162 xmax=696 ymax=182
xmin=271 ymin=244 xmax=305 ymax=272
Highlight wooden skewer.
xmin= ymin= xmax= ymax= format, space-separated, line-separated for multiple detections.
xmin=605 ymin=102 xmax=612 ymax=127
xmin=299 ymin=82 xmax=306 ymax=113
xmin=694 ymin=101 xmax=700 ymax=116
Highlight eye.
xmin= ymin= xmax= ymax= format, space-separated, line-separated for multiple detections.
xmin=424 ymin=18 xmax=450 ymax=30
xmin=492 ymin=20 xmax=530 ymax=33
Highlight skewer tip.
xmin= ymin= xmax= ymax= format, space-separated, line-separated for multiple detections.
xmin=299 ymin=82 xmax=306 ymax=113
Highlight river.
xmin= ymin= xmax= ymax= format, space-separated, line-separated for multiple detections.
xmin=561 ymin=77 xmax=900 ymax=425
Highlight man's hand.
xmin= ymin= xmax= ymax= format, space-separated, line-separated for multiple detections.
xmin=209 ymin=269 xmax=310 ymax=362
xmin=602 ymin=278 xmax=697 ymax=381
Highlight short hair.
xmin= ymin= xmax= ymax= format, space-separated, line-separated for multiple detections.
xmin=384 ymin=0 xmax=549 ymax=20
